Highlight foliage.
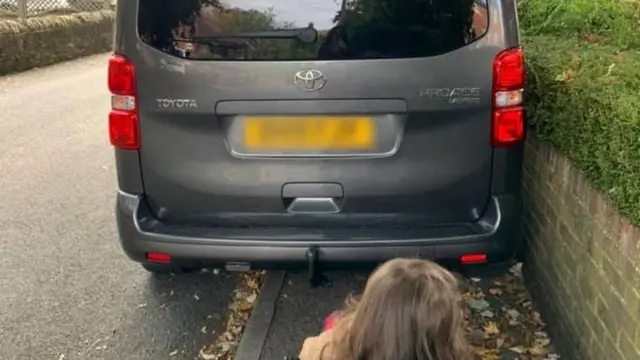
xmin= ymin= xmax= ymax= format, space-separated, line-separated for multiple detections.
xmin=523 ymin=35 xmax=640 ymax=224
xmin=518 ymin=0 xmax=640 ymax=49
xmin=519 ymin=0 xmax=640 ymax=224
xmin=211 ymin=7 xmax=276 ymax=33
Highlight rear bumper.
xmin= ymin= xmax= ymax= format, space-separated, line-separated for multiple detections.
xmin=116 ymin=192 xmax=522 ymax=268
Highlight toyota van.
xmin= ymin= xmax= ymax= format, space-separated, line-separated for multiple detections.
xmin=109 ymin=0 xmax=526 ymax=278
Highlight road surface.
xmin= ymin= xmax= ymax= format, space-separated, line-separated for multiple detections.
xmin=0 ymin=55 xmax=238 ymax=360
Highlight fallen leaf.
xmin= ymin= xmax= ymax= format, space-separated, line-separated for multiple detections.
xmin=199 ymin=348 xmax=217 ymax=360
xmin=583 ymin=33 xmax=606 ymax=43
xmin=461 ymin=292 xmax=475 ymax=301
xmin=476 ymin=348 xmax=501 ymax=360
xmin=246 ymin=277 xmax=261 ymax=290
xmin=509 ymin=263 xmax=523 ymax=277
xmin=236 ymin=299 xmax=252 ymax=311
xmin=219 ymin=342 xmax=231 ymax=353
xmin=533 ymin=311 xmax=545 ymax=325
xmin=245 ymin=292 xmax=257 ymax=304
xmin=467 ymin=299 xmax=490 ymax=311
xmin=473 ymin=347 xmax=499 ymax=358
xmin=488 ymin=288 xmax=502 ymax=296
xmin=506 ymin=309 xmax=520 ymax=319
xmin=481 ymin=310 xmax=494 ymax=318
xmin=570 ymin=53 xmax=581 ymax=67
xmin=169 ymin=350 xmax=178 ymax=356
xmin=555 ymin=69 xmax=576 ymax=83
xmin=535 ymin=337 xmax=551 ymax=347
xmin=484 ymin=321 xmax=500 ymax=336
xmin=529 ymin=344 xmax=549 ymax=356
xmin=605 ymin=63 xmax=616 ymax=76
xmin=469 ymin=329 xmax=486 ymax=346
xmin=482 ymin=354 xmax=500 ymax=360
xmin=600 ymin=76 xmax=620 ymax=84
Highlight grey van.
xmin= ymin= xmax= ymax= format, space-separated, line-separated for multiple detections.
xmin=109 ymin=0 xmax=525 ymax=278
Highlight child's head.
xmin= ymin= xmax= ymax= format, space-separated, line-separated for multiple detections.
xmin=331 ymin=258 xmax=469 ymax=360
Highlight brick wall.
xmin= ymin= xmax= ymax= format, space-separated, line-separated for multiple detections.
xmin=522 ymin=135 xmax=640 ymax=360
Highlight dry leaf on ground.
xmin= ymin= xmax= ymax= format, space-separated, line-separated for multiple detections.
xmin=459 ymin=263 xmax=559 ymax=360
xmin=198 ymin=271 xmax=265 ymax=360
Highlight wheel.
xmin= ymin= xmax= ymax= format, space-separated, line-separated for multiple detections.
xmin=141 ymin=263 xmax=198 ymax=275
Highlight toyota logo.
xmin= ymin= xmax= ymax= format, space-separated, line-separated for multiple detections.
xmin=293 ymin=70 xmax=326 ymax=92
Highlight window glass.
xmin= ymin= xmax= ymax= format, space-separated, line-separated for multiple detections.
xmin=137 ymin=0 xmax=489 ymax=60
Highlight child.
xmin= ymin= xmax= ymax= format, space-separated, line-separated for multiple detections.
xmin=298 ymin=258 xmax=470 ymax=360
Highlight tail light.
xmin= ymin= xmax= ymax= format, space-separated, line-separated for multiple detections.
xmin=491 ymin=47 xmax=524 ymax=147
xmin=108 ymin=54 xmax=140 ymax=150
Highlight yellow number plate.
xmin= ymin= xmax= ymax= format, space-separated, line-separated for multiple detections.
xmin=243 ymin=116 xmax=376 ymax=150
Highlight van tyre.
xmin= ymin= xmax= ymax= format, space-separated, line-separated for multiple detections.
xmin=141 ymin=263 xmax=198 ymax=275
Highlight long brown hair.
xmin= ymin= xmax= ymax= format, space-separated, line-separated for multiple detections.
xmin=326 ymin=258 xmax=470 ymax=360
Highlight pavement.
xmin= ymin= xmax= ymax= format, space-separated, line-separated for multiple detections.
xmin=0 ymin=55 xmax=238 ymax=360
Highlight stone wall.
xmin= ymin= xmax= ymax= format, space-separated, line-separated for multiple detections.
xmin=0 ymin=11 xmax=114 ymax=76
xmin=522 ymin=135 xmax=640 ymax=360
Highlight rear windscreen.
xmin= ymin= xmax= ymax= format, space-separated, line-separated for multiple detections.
xmin=137 ymin=0 xmax=489 ymax=61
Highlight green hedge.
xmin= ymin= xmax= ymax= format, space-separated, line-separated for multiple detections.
xmin=523 ymin=35 xmax=640 ymax=225
xmin=518 ymin=0 xmax=640 ymax=49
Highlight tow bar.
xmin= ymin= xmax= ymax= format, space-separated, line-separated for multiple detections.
xmin=305 ymin=247 xmax=326 ymax=287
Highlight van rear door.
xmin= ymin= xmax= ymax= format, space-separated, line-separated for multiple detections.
xmin=127 ymin=0 xmax=506 ymax=230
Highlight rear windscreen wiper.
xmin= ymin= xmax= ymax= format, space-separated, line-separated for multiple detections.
xmin=187 ymin=27 xmax=318 ymax=44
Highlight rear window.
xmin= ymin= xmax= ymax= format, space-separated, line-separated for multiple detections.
xmin=137 ymin=0 xmax=489 ymax=61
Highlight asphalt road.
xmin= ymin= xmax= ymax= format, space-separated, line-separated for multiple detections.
xmin=0 ymin=55 xmax=238 ymax=360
